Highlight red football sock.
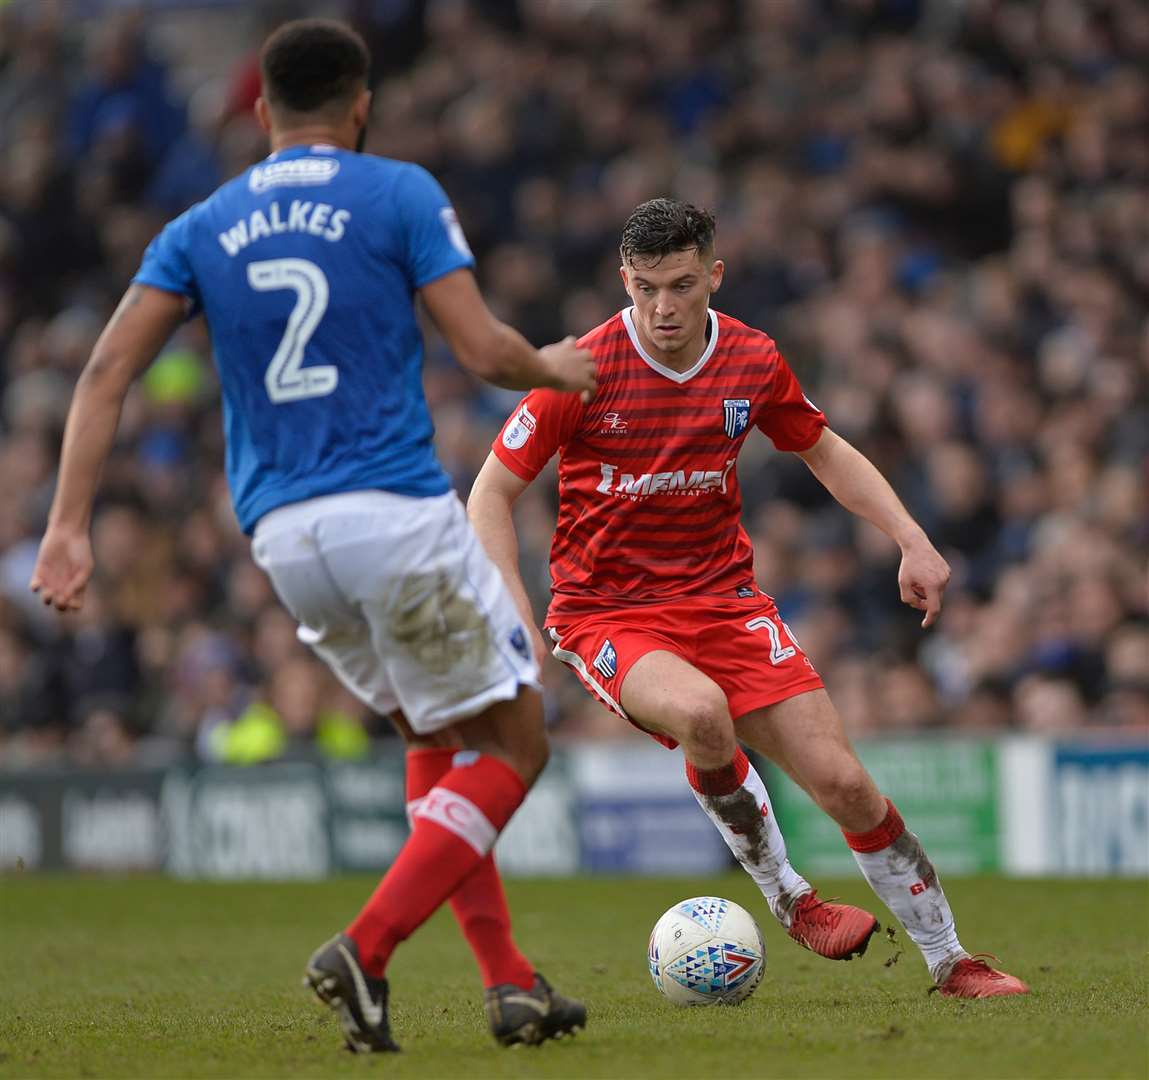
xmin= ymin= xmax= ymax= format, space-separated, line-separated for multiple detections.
xmin=841 ymin=798 xmax=905 ymax=852
xmin=685 ymin=748 xmax=750 ymax=795
xmin=347 ymin=751 xmax=526 ymax=978
xmin=405 ymin=748 xmax=535 ymax=990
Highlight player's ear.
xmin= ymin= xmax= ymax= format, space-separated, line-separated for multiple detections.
xmin=352 ymin=88 xmax=372 ymax=131
xmin=254 ymin=97 xmax=272 ymax=135
xmin=709 ymin=258 xmax=725 ymax=295
xmin=619 ymin=264 xmax=630 ymax=291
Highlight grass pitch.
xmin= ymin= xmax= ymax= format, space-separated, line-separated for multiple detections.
xmin=1 ymin=874 xmax=1145 ymax=1079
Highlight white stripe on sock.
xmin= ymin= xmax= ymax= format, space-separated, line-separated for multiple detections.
xmin=405 ymin=797 xmax=422 ymax=828
xmin=412 ymin=786 xmax=497 ymax=855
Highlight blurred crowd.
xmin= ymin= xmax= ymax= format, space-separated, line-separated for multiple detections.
xmin=0 ymin=0 xmax=1145 ymax=768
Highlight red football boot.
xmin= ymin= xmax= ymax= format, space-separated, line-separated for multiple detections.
xmin=787 ymin=891 xmax=880 ymax=961
xmin=937 ymin=954 xmax=1029 ymax=998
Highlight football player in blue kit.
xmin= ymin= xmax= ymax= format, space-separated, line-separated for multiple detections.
xmin=31 ymin=19 xmax=595 ymax=1055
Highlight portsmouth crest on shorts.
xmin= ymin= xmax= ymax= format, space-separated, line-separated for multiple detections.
xmin=723 ymin=398 xmax=751 ymax=438
xmin=593 ymin=639 xmax=617 ymax=680
xmin=508 ymin=625 xmax=531 ymax=661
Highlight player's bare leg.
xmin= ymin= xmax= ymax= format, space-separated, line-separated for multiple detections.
xmin=619 ymin=651 xmax=872 ymax=957
xmin=619 ymin=650 xmax=741 ymax=768
xmin=737 ymin=689 xmax=1028 ymax=996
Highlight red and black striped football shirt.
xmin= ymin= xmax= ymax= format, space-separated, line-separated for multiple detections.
xmin=492 ymin=308 xmax=827 ymax=621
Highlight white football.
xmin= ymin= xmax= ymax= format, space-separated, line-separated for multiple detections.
xmin=647 ymin=896 xmax=765 ymax=1006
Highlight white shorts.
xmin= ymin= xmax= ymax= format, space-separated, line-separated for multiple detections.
xmin=251 ymin=490 xmax=540 ymax=734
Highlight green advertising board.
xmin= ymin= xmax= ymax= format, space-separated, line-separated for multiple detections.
xmin=759 ymin=738 xmax=1000 ymax=876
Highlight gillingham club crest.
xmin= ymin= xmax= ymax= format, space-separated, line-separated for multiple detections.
xmin=723 ymin=398 xmax=751 ymax=438
xmin=593 ymin=639 xmax=618 ymax=680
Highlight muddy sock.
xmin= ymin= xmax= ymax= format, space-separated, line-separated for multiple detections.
xmin=686 ymin=749 xmax=811 ymax=927
xmin=843 ymin=798 xmax=966 ymax=980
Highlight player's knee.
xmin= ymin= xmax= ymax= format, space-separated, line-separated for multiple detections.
xmin=671 ymin=695 xmax=734 ymax=759
xmin=814 ymin=764 xmax=879 ymax=823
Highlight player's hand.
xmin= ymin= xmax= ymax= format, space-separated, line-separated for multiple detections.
xmin=897 ymin=534 xmax=950 ymax=629
xmin=539 ymin=336 xmax=596 ymax=401
xmin=29 ymin=525 xmax=94 ymax=613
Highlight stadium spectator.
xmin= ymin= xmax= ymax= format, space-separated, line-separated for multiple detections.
xmin=205 ymin=657 xmax=372 ymax=765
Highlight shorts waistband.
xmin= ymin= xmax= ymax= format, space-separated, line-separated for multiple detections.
xmin=254 ymin=488 xmax=455 ymax=538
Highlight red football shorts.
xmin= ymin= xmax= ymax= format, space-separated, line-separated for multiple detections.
xmin=546 ymin=593 xmax=824 ymax=749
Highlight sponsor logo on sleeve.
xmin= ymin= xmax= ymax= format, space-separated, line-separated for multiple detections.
xmin=440 ymin=207 xmax=473 ymax=259
xmin=723 ymin=398 xmax=751 ymax=439
xmin=502 ymin=404 xmax=537 ymax=450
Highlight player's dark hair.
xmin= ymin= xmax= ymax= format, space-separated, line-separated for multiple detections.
xmin=619 ymin=198 xmax=716 ymax=265
xmin=260 ymin=18 xmax=369 ymax=115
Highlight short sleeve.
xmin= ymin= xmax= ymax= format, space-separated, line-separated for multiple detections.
xmin=492 ymin=389 xmax=586 ymax=482
xmin=395 ymin=163 xmax=475 ymax=289
xmin=756 ymin=349 xmax=827 ymax=451
xmin=133 ymin=208 xmax=202 ymax=314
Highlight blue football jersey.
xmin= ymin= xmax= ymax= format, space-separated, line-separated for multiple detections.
xmin=134 ymin=144 xmax=474 ymax=533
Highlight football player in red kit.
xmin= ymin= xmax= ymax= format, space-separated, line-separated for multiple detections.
xmin=469 ymin=198 xmax=1027 ymax=999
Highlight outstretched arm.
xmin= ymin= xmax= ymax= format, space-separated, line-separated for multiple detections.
xmin=30 ymin=285 xmax=188 ymax=611
xmin=796 ymin=428 xmax=951 ymax=628
xmin=420 ymin=269 xmax=595 ymax=396
xmin=467 ymin=452 xmax=547 ymax=663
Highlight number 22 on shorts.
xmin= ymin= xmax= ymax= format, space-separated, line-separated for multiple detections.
xmin=745 ymin=614 xmax=799 ymax=665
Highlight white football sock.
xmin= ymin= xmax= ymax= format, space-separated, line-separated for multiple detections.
xmin=845 ymin=799 xmax=966 ymax=980
xmin=686 ymin=750 xmax=811 ymax=927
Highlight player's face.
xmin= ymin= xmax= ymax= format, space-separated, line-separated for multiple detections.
xmin=621 ymin=249 xmax=724 ymax=365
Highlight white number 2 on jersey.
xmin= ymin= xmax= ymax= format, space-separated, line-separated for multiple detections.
xmin=247 ymin=258 xmax=338 ymax=403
